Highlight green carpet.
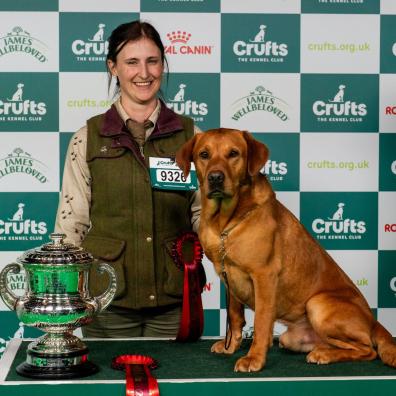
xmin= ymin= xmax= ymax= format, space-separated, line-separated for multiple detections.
xmin=6 ymin=339 xmax=396 ymax=381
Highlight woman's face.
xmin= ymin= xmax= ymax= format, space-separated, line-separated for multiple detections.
xmin=108 ymin=37 xmax=164 ymax=107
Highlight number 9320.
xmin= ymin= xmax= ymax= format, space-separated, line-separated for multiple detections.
xmin=157 ymin=169 xmax=190 ymax=183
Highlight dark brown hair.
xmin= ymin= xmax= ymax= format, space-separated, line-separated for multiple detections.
xmin=106 ymin=20 xmax=168 ymax=96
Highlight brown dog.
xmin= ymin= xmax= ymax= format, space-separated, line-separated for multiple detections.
xmin=176 ymin=128 xmax=396 ymax=372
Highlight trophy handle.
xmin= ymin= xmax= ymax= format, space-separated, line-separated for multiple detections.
xmin=93 ymin=263 xmax=117 ymax=312
xmin=0 ymin=263 xmax=22 ymax=310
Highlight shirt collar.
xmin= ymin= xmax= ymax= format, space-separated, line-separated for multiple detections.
xmin=114 ymin=97 xmax=161 ymax=126
xmin=101 ymin=98 xmax=182 ymax=138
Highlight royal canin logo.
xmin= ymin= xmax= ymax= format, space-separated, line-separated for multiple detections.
xmin=385 ymin=224 xmax=396 ymax=232
xmin=385 ymin=106 xmax=396 ymax=115
xmin=165 ymin=31 xmax=212 ymax=55
xmin=166 ymin=31 xmax=192 ymax=44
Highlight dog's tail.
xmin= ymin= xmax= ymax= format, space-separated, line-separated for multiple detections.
xmin=372 ymin=321 xmax=396 ymax=367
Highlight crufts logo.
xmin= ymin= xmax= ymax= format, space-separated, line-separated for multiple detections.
xmin=0 ymin=147 xmax=48 ymax=183
xmin=390 ymin=277 xmax=396 ymax=293
xmin=166 ymin=83 xmax=208 ymax=122
xmin=312 ymin=202 xmax=366 ymax=240
xmin=261 ymin=160 xmax=288 ymax=182
xmin=71 ymin=23 xmax=109 ymax=61
xmin=0 ymin=26 xmax=47 ymax=62
xmin=0 ymin=202 xmax=47 ymax=241
xmin=231 ymin=86 xmax=289 ymax=122
xmin=0 ymin=82 xmax=47 ymax=122
xmin=312 ymin=84 xmax=367 ymax=123
xmin=233 ymin=24 xmax=288 ymax=63
xmin=165 ymin=31 xmax=212 ymax=55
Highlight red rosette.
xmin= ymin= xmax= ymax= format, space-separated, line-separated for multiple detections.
xmin=112 ymin=354 xmax=159 ymax=396
xmin=111 ymin=354 xmax=158 ymax=371
xmin=171 ymin=232 xmax=203 ymax=271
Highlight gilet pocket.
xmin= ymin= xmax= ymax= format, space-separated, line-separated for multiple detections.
xmin=81 ymin=235 xmax=126 ymax=300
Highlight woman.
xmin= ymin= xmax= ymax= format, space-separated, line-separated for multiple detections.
xmin=55 ymin=21 xmax=201 ymax=338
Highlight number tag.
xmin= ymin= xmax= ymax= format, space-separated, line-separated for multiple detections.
xmin=149 ymin=157 xmax=198 ymax=191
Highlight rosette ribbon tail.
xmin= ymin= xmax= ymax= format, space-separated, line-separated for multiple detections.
xmin=112 ymin=355 xmax=159 ymax=396
xmin=172 ymin=232 xmax=205 ymax=342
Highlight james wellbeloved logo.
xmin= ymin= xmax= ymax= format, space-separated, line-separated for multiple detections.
xmin=0 ymin=82 xmax=46 ymax=122
xmin=301 ymin=193 xmax=377 ymax=250
xmin=167 ymin=83 xmax=208 ymax=122
xmin=165 ymin=30 xmax=213 ymax=55
xmin=232 ymin=24 xmax=288 ymax=63
xmin=6 ymin=269 xmax=26 ymax=295
xmin=0 ymin=26 xmax=48 ymax=62
xmin=222 ymin=14 xmax=299 ymax=72
xmin=312 ymin=84 xmax=367 ymax=123
xmin=71 ymin=23 xmax=108 ymax=62
xmin=0 ymin=148 xmax=48 ymax=184
xmin=301 ymin=74 xmax=378 ymax=132
xmin=231 ymin=86 xmax=289 ymax=122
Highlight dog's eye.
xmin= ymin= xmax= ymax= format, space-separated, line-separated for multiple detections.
xmin=199 ymin=151 xmax=209 ymax=159
xmin=229 ymin=149 xmax=239 ymax=158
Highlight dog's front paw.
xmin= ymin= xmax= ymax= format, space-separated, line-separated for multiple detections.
xmin=234 ymin=355 xmax=265 ymax=372
xmin=306 ymin=350 xmax=331 ymax=365
xmin=211 ymin=339 xmax=240 ymax=355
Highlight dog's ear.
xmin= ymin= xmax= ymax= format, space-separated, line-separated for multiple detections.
xmin=176 ymin=134 xmax=198 ymax=177
xmin=242 ymin=131 xmax=269 ymax=176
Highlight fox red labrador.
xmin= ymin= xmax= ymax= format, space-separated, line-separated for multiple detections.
xmin=176 ymin=128 xmax=396 ymax=372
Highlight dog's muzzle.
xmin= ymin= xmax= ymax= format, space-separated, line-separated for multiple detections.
xmin=207 ymin=171 xmax=225 ymax=198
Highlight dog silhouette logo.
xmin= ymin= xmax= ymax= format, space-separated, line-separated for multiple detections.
xmin=330 ymin=85 xmax=346 ymax=103
xmin=7 ymin=83 xmax=24 ymax=102
xmin=173 ymin=84 xmax=186 ymax=102
xmin=89 ymin=23 xmax=106 ymax=42
xmin=329 ymin=203 xmax=345 ymax=220
xmin=250 ymin=25 xmax=267 ymax=43
xmin=8 ymin=203 xmax=25 ymax=221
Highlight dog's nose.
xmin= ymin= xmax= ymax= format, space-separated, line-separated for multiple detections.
xmin=208 ymin=171 xmax=225 ymax=186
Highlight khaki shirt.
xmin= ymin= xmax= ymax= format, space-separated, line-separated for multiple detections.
xmin=55 ymin=98 xmax=201 ymax=246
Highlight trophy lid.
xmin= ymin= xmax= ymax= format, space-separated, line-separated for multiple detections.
xmin=19 ymin=233 xmax=93 ymax=265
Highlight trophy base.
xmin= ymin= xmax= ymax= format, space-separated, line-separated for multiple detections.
xmin=16 ymin=346 xmax=99 ymax=379
xmin=16 ymin=360 xmax=98 ymax=379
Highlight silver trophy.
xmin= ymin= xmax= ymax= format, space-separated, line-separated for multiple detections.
xmin=0 ymin=233 xmax=117 ymax=379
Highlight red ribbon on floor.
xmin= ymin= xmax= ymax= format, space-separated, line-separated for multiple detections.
xmin=171 ymin=232 xmax=205 ymax=342
xmin=112 ymin=355 xmax=159 ymax=396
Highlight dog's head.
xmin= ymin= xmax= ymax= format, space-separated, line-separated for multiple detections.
xmin=176 ymin=128 xmax=268 ymax=199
